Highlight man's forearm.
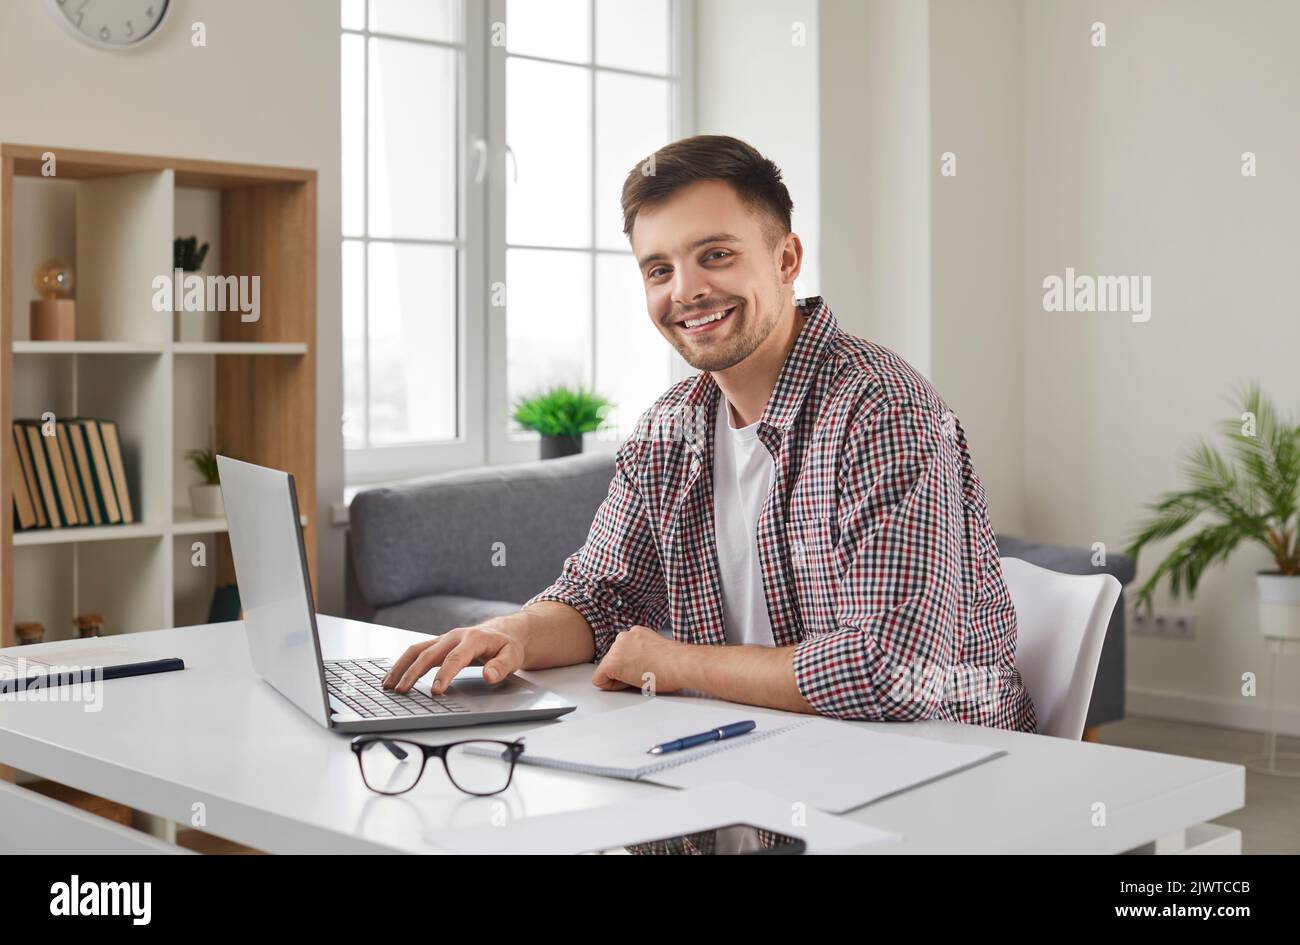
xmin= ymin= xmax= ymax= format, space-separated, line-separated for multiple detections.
xmin=674 ymin=644 xmax=815 ymax=714
xmin=485 ymin=600 xmax=596 ymax=670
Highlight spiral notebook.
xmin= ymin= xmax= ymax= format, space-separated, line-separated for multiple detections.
xmin=498 ymin=697 xmax=1004 ymax=814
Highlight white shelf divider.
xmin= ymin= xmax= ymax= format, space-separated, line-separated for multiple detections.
xmin=13 ymin=341 xmax=166 ymax=354
xmin=14 ymin=523 xmax=168 ymax=547
xmin=172 ymin=341 xmax=307 ymax=355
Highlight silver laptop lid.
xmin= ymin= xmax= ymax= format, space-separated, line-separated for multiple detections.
xmin=217 ymin=456 xmax=332 ymax=728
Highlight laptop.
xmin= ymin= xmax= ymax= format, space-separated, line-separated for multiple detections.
xmin=217 ymin=456 xmax=576 ymax=734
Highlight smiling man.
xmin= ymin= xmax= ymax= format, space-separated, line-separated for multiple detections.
xmin=384 ymin=135 xmax=1036 ymax=732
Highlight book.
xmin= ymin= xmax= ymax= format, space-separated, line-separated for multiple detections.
xmin=40 ymin=421 xmax=80 ymax=526
xmin=78 ymin=419 xmax=121 ymax=524
xmin=20 ymin=422 xmax=62 ymax=529
xmin=65 ymin=421 xmax=102 ymax=525
xmin=10 ymin=427 xmax=38 ymax=530
xmin=97 ymin=420 xmax=135 ymax=525
xmin=12 ymin=425 xmax=47 ymax=528
xmin=56 ymin=424 xmax=90 ymax=525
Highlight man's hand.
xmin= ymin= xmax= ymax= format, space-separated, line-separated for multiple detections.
xmin=382 ymin=623 xmax=525 ymax=695
xmin=591 ymin=625 xmax=683 ymax=694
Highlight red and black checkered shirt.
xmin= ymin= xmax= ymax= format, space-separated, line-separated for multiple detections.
xmin=527 ymin=297 xmax=1037 ymax=733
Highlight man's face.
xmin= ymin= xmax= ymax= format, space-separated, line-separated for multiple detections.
xmin=632 ymin=180 xmax=792 ymax=372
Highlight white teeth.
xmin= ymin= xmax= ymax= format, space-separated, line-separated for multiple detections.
xmin=683 ymin=307 xmax=732 ymax=329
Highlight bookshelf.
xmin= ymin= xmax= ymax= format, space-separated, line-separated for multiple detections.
xmin=0 ymin=144 xmax=317 ymax=645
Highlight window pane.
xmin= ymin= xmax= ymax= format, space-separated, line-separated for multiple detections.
xmin=369 ymin=0 xmax=459 ymax=42
xmin=342 ymin=240 xmax=367 ymax=449
xmin=507 ymin=249 xmax=592 ymax=424
xmin=595 ymin=72 xmax=670 ymax=250
xmin=506 ymin=58 xmax=591 ymax=248
xmin=341 ymin=33 xmax=365 ymax=238
xmin=596 ymin=254 xmax=668 ymax=436
xmin=369 ymin=38 xmax=457 ymax=240
xmin=368 ymin=242 xmax=457 ymax=444
xmin=506 ymin=0 xmax=589 ymax=63
xmin=596 ymin=0 xmax=670 ymax=74
xmin=341 ymin=0 xmax=366 ymax=31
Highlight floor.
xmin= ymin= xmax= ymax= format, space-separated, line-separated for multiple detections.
xmin=1098 ymin=716 xmax=1300 ymax=854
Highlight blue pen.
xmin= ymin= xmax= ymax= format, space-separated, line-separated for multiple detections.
xmin=647 ymin=720 xmax=756 ymax=755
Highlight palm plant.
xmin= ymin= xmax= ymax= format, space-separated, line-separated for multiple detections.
xmin=1124 ymin=383 xmax=1300 ymax=614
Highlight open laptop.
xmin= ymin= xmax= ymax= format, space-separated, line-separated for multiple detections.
xmin=217 ymin=456 xmax=576 ymax=734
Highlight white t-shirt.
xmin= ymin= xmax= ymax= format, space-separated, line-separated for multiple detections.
xmin=712 ymin=395 xmax=777 ymax=647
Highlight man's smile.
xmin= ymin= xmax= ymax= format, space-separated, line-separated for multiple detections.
xmin=675 ymin=304 xmax=738 ymax=335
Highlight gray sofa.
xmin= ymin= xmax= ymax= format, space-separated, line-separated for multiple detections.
xmin=346 ymin=453 xmax=1134 ymax=727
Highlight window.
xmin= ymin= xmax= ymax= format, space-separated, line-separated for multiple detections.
xmin=343 ymin=0 xmax=690 ymax=483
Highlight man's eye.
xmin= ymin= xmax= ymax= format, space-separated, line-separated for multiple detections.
xmin=704 ymin=250 xmax=730 ymax=262
xmin=648 ymin=267 xmax=669 ymax=279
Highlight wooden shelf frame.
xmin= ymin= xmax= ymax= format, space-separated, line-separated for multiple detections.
xmin=0 ymin=144 xmax=317 ymax=645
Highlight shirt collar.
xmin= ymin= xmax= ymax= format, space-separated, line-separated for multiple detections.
xmin=682 ymin=295 xmax=839 ymax=439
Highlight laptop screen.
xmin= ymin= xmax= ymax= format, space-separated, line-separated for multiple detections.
xmin=217 ymin=455 xmax=332 ymax=728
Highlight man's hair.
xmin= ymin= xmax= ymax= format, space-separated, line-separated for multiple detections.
xmin=620 ymin=135 xmax=794 ymax=248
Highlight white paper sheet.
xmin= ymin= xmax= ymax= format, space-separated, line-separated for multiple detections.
xmin=647 ymin=716 xmax=1005 ymax=813
xmin=427 ymin=781 xmax=901 ymax=854
xmin=504 ymin=696 xmax=1006 ymax=814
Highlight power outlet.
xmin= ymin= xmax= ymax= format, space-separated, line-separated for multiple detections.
xmin=1131 ymin=609 xmax=1196 ymax=640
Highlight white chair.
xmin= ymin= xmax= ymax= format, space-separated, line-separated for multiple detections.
xmin=1000 ymin=556 xmax=1122 ymax=740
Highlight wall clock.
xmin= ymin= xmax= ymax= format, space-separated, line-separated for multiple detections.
xmin=45 ymin=0 xmax=172 ymax=50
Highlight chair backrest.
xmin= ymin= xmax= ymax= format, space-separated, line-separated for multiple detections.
xmin=1000 ymin=556 xmax=1121 ymax=739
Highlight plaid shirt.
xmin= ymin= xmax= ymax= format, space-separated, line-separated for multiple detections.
xmin=527 ymin=297 xmax=1037 ymax=732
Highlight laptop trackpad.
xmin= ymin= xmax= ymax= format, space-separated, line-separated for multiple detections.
xmin=410 ymin=666 xmax=532 ymax=699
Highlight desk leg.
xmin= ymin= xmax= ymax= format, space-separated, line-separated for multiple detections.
xmin=1153 ymin=829 xmax=1185 ymax=854
xmin=131 ymin=809 xmax=177 ymax=844
xmin=1130 ymin=824 xmax=1241 ymax=854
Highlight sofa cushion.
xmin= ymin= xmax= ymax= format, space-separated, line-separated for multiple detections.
xmin=350 ymin=452 xmax=616 ymax=609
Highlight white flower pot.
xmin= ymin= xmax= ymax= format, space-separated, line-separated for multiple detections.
xmin=189 ymin=483 xmax=224 ymax=519
xmin=1256 ymin=573 xmax=1300 ymax=640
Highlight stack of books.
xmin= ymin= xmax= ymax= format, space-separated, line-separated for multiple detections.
xmin=10 ymin=419 xmax=136 ymax=531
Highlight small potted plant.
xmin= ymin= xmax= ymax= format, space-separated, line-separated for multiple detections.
xmin=173 ymin=235 xmax=211 ymax=343
xmin=512 ymin=385 xmax=613 ymax=459
xmin=185 ymin=446 xmax=224 ymax=518
xmin=1125 ymin=383 xmax=1300 ymax=639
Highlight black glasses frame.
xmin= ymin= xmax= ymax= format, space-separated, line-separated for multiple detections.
xmin=350 ymin=736 xmax=526 ymax=797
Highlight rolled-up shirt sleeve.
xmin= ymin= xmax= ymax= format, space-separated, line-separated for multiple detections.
xmin=523 ymin=445 xmax=669 ymax=662
xmin=792 ymin=400 xmax=965 ymax=721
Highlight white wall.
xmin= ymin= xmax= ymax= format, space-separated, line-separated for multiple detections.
xmin=819 ymin=0 xmax=930 ymax=372
xmin=695 ymin=0 xmax=820 ymax=299
xmin=1023 ymin=0 xmax=1300 ymax=728
xmin=0 ymin=0 xmax=346 ymax=615
xmin=929 ymin=0 xmax=1025 ymax=536
xmin=819 ymin=0 xmax=1025 ymax=535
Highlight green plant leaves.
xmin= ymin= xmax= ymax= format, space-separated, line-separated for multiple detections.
xmin=511 ymin=385 xmax=613 ymax=438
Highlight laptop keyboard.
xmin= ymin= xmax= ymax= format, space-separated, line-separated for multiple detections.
xmin=325 ymin=658 xmax=471 ymax=719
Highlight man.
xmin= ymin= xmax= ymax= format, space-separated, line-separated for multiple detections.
xmin=384 ymin=135 xmax=1036 ymax=732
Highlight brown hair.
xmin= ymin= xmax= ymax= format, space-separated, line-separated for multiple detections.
xmin=620 ymin=135 xmax=794 ymax=248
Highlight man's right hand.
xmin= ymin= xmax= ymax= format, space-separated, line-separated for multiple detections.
xmin=381 ymin=623 xmax=525 ymax=695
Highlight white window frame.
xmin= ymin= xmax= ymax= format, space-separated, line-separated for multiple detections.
xmin=344 ymin=0 xmax=694 ymax=485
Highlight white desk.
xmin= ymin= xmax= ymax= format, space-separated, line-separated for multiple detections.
xmin=0 ymin=616 xmax=1244 ymax=854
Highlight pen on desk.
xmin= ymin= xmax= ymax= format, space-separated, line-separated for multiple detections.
xmin=647 ymin=720 xmax=756 ymax=755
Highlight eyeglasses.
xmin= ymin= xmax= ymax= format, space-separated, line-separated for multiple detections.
xmin=350 ymin=736 xmax=525 ymax=797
